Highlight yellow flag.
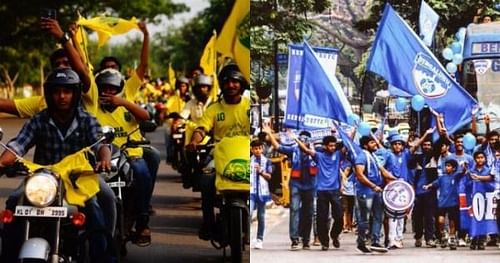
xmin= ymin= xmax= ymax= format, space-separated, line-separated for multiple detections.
xmin=215 ymin=0 xmax=250 ymax=81
xmin=74 ymin=18 xmax=93 ymax=72
xmin=21 ymin=148 xmax=100 ymax=207
xmin=77 ymin=16 xmax=139 ymax=47
xmin=168 ymin=63 xmax=176 ymax=89
xmin=200 ymin=31 xmax=219 ymax=101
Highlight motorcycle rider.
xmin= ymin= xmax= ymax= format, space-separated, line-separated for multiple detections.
xmin=94 ymin=68 xmax=153 ymax=246
xmin=165 ymin=76 xmax=191 ymax=165
xmin=0 ymin=68 xmax=113 ymax=262
xmin=187 ymin=64 xmax=250 ymax=240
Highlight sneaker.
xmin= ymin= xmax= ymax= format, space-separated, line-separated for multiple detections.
xmin=415 ymin=239 xmax=422 ymax=247
xmin=470 ymin=242 xmax=477 ymax=250
xmin=134 ymin=228 xmax=152 ymax=247
xmin=425 ymin=240 xmax=437 ymax=248
xmin=394 ymin=240 xmax=404 ymax=249
xmin=478 ymin=242 xmax=485 ymax=250
xmin=370 ymin=243 xmax=389 ymax=253
xmin=254 ymin=239 xmax=263 ymax=249
xmin=321 ymin=245 xmax=329 ymax=251
xmin=449 ymin=238 xmax=457 ymax=250
xmin=458 ymin=238 xmax=467 ymax=247
xmin=291 ymin=240 xmax=300 ymax=251
xmin=441 ymin=236 xmax=448 ymax=248
xmin=313 ymin=236 xmax=321 ymax=246
xmin=303 ymin=243 xmax=310 ymax=250
xmin=356 ymin=244 xmax=372 ymax=254
xmin=332 ymin=238 xmax=340 ymax=248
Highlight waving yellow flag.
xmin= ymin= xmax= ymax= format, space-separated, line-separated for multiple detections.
xmin=200 ymin=31 xmax=219 ymax=101
xmin=77 ymin=16 xmax=139 ymax=47
xmin=216 ymin=0 xmax=250 ymax=81
xmin=168 ymin=63 xmax=176 ymax=89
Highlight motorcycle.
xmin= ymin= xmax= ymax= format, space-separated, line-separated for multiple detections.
xmin=100 ymin=121 xmax=157 ymax=258
xmin=0 ymin=126 xmax=115 ymax=263
xmin=191 ymin=136 xmax=249 ymax=263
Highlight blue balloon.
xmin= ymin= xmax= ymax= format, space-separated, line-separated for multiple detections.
xmin=442 ymin=48 xmax=453 ymax=60
xmin=411 ymin=95 xmax=425 ymax=112
xmin=456 ymin=27 xmax=466 ymax=41
xmin=347 ymin=113 xmax=360 ymax=126
xmin=463 ymin=133 xmax=477 ymax=150
xmin=358 ymin=122 xmax=371 ymax=136
xmin=451 ymin=42 xmax=462 ymax=54
xmin=446 ymin=62 xmax=457 ymax=74
xmin=395 ymin=97 xmax=407 ymax=112
xmin=452 ymin=53 xmax=463 ymax=65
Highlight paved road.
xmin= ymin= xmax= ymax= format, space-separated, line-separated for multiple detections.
xmin=250 ymin=206 xmax=499 ymax=263
xmin=0 ymin=117 xmax=249 ymax=262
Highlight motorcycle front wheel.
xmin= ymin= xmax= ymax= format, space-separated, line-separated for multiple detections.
xmin=229 ymin=206 xmax=243 ymax=263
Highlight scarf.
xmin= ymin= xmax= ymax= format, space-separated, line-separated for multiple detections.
xmin=250 ymin=155 xmax=271 ymax=203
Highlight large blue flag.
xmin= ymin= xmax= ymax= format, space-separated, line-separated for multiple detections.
xmin=419 ymin=0 xmax=439 ymax=47
xmin=296 ymin=41 xmax=353 ymax=130
xmin=367 ymin=4 xmax=477 ymax=136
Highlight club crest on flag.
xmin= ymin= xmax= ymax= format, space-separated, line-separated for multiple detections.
xmin=413 ymin=53 xmax=451 ymax=98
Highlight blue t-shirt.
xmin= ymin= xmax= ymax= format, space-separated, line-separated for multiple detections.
xmin=413 ymin=154 xmax=438 ymax=195
xmin=386 ymin=148 xmax=412 ymax=183
xmin=431 ymin=170 xmax=462 ymax=208
xmin=314 ymin=150 xmax=342 ymax=191
xmin=341 ymin=160 xmax=355 ymax=196
xmin=354 ymin=151 xmax=383 ymax=197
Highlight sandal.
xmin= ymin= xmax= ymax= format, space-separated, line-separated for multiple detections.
xmin=134 ymin=228 xmax=151 ymax=247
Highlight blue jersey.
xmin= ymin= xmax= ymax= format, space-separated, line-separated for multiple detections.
xmin=386 ymin=148 xmax=412 ymax=183
xmin=354 ymin=150 xmax=383 ymax=197
xmin=314 ymin=150 xmax=343 ymax=191
xmin=431 ymin=171 xmax=462 ymax=208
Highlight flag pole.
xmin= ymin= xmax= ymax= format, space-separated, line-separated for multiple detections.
xmin=358 ymin=71 xmax=368 ymax=121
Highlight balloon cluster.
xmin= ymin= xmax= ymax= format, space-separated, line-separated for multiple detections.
xmin=441 ymin=27 xmax=466 ymax=74
xmin=394 ymin=95 xmax=425 ymax=113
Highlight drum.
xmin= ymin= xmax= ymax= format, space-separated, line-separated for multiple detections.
xmin=383 ymin=180 xmax=415 ymax=219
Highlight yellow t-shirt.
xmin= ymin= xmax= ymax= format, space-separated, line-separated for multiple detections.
xmin=94 ymin=106 xmax=143 ymax=157
xmin=14 ymin=75 xmax=99 ymax=117
xmin=196 ymin=97 xmax=251 ymax=142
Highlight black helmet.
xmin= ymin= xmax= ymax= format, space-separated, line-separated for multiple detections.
xmin=175 ymin=76 xmax=190 ymax=90
xmin=193 ymin=74 xmax=213 ymax=88
xmin=218 ymin=64 xmax=249 ymax=93
xmin=43 ymin=68 xmax=82 ymax=110
xmin=95 ymin=68 xmax=125 ymax=95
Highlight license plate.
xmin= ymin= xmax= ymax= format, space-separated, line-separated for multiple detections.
xmin=173 ymin=134 xmax=183 ymax=139
xmin=108 ymin=181 xmax=126 ymax=188
xmin=15 ymin=206 xmax=67 ymax=218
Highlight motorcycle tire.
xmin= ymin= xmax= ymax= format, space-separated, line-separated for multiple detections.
xmin=229 ymin=207 xmax=243 ymax=263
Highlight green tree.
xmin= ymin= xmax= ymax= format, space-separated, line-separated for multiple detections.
xmin=0 ymin=0 xmax=188 ymax=98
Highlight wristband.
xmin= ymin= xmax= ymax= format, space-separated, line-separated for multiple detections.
xmin=59 ymin=32 xmax=70 ymax=44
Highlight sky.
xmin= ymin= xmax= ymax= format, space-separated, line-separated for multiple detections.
xmin=106 ymin=0 xmax=210 ymax=45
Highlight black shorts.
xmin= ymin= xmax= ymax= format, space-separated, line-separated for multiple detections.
xmin=437 ymin=206 xmax=459 ymax=223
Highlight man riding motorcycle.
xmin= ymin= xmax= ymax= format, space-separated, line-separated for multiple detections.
xmin=187 ymin=65 xmax=250 ymax=241
xmin=0 ymin=68 xmax=113 ymax=262
xmin=94 ymin=68 xmax=153 ymax=246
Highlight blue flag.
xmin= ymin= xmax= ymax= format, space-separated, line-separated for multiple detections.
xmin=367 ymin=4 xmax=477 ymax=136
xmin=335 ymin=123 xmax=363 ymax=161
xmin=297 ymin=41 xmax=353 ymax=130
xmin=469 ymin=180 xmax=498 ymax=237
xmin=284 ymin=44 xmax=338 ymax=130
xmin=419 ymin=0 xmax=439 ymax=47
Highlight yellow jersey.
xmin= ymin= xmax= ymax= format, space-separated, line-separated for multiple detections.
xmin=94 ymin=106 xmax=143 ymax=157
xmin=196 ymin=97 xmax=251 ymax=142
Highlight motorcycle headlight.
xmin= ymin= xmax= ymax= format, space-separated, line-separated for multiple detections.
xmin=25 ymin=170 xmax=58 ymax=207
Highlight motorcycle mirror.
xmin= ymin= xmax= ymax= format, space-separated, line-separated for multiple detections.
xmin=0 ymin=127 xmax=3 ymax=141
xmin=102 ymin=126 xmax=115 ymax=144
xmin=139 ymin=120 xmax=157 ymax=133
